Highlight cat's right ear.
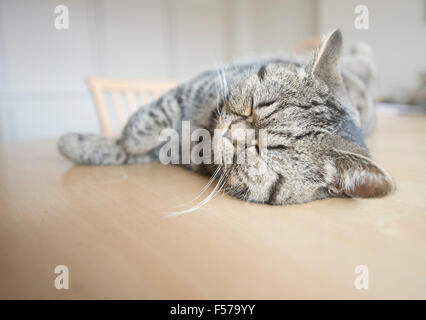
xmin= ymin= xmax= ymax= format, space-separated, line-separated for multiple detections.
xmin=326 ymin=149 xmax=395 ymax=198
xmin=311 ymin=29 xmax=345 ymax=93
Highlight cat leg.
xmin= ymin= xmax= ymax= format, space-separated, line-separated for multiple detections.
xmin=57 ymin=133 xmax=151 ymax=165
xmin=119 ymin=93 xmax=182 ymax=154
xmin=58 ymin=89 xmax=183 ymax=165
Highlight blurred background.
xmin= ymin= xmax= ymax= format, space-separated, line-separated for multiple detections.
xmin=0 ymin=0 xmax=424 ymax=141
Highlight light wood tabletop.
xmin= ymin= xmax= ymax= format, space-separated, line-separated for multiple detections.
xmin=1 ymin=113 xmax=426 ymax=299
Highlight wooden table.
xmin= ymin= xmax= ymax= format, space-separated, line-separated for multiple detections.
xmin=1 ymin=114 xmax=426 ymax=299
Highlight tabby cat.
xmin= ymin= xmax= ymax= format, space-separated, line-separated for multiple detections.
xmin=58 ymin=30 xmax=394 ymax=206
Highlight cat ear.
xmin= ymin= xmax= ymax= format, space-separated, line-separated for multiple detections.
xmin=311 ymin=29 xmax=344 ymax=92
xmin=326 ymin=150 xmax=395 ymax=198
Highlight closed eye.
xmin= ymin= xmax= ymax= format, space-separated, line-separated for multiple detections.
xmin=267 ymin=145 xmax=289 ymax=151
xmin=257 ymin=100 xmax=276 ymax=108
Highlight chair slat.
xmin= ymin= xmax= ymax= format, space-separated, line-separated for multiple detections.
xmin=110 ymin=90 xmax=127 ymax=127
xmin=88 ymin=77 xmax=179 ymax=136
xmin=126 ymin=90 xmax=139 ymax=113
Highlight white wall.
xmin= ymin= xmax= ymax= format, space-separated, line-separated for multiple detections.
xmin=318 ymin=0 xmax=426 ymax=98
xmin=0 ymin=0 xmax=424 ymax=141
xmin=252 ymin=0 xmax=316 ymax=55
xmin=0 ymin=0 xmax=98 ymax=141
xmin=227 ymin=0 xmax=316 ymax=60
xmin=0 ymin=0 xmax=229 ymax=141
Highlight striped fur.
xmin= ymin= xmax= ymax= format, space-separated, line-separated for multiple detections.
xmin=58 ymin=30 xmax=394 ymax=205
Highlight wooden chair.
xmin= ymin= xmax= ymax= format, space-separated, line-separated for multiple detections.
xmin=87 ymin=77 xmax=179 ymax=136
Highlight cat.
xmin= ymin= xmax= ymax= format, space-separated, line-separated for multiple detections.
xmin=58 ymin=29 xmax=394 ymax=206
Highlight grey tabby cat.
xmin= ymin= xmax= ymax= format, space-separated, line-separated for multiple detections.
xmin=58 ymin=30 xmax=394 ymax=205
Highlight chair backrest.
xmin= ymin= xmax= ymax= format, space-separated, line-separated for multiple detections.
xmin=87 ymin=77 xmax=179 ymax=136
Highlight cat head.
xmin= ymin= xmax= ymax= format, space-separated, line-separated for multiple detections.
xmin=214 ymin=29 xmax=394 ymax=204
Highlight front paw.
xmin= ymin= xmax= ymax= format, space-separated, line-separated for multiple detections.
xmin=57 ymin=133 xmax=91 ymax=162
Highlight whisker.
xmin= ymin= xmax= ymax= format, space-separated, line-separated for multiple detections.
xmin=215 ymin=64 xmax=228 ymax=115
xmin=173 ymin=165 xmax=222 ymax=208
xmin=165 ymin=171 xmax=227 ymax=217
xmin=210 ymin=175 xmax=228 ymax=201
xmin=165 ymin=63 xmax=232 ymax=216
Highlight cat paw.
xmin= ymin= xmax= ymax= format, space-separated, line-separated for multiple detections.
xmin=57 ymin=133 xmax=92 ymax=162
xmin=57 ymin=133 xmax=127 ymax=165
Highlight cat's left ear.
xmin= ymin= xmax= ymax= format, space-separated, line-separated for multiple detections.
xmin=326 ymin=149 xmax=395 ymax=198
xmin=311 ymin=29 xmax=345 ymax=93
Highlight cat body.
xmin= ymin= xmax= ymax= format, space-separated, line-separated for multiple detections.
xmin=58 ymin=30 xmax=394 ymax=205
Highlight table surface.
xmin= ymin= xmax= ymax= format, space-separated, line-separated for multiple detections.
xmin=1 ymin=114 xmax=426 ymax=299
